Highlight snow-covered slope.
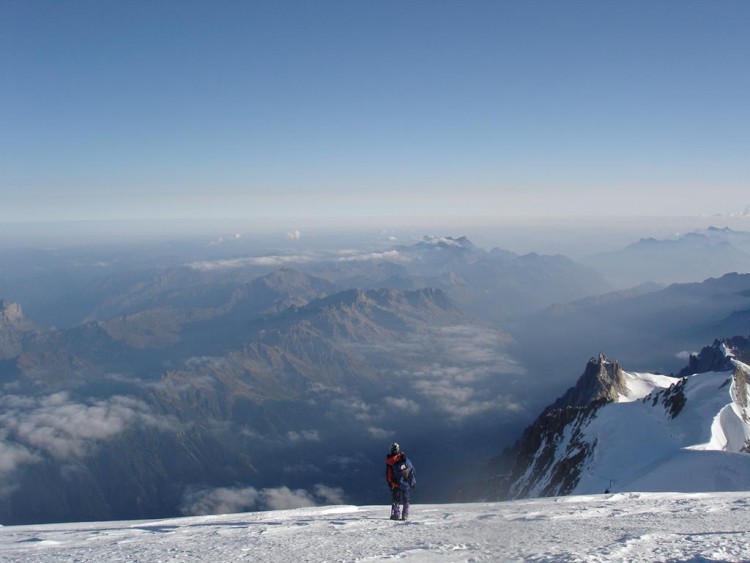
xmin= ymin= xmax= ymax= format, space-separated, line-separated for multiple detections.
xmin=572 ymin=366 xmax=750 ymax=495
xmin=1 ymin=494 xmax=749 ymax=563
xmin=487 ymin=340 xmax=750 ymax=500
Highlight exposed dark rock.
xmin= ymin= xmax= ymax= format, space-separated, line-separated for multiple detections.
xmin=733 ymin=365 xmax=748 ymax=422
xmin=648 ymin=377 xmax=688 ymax=419
xmin=550 ymin=354 xmax=628 ymax=409
xmin=679 ymin=336 xmax=750 ymax=376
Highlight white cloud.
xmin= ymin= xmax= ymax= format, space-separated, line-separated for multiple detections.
xmin=187 ymin=254 xmax=316 ymax=271
xmin=181 ymin=484 xmax=346 ymax=515
xmin=261 ymin=486 xmax=316 ymax=511
xmin=181 ymin=486 xmax=261 ymax=516
xmin=282 ymin=461 xmax=323 ymax=475
xmin=186 ymin=246 xmax=411 ymax=271
xmin=324 ymin=454 xmax=366 ymax=468
xmin=384 ymin=397 xmax=420 ymax=412
xmin=339 ymin=324 xmax=524 ymax=423
xmin=312 ymin=484 xmax=346 ymax=505
xmin=287 ymin=230 xmax=302 ymax=240
xmin=334 ymin=249 xmax=410 ymax=263
xmin=332 ymin=397 xmax=373 ymax=422
xmin=0 ymin=435 xmax=38 ymax=474
xmin=367 ymin=426 xmax=391 ymax=439
xmin=286 ymin=430 xmax=320 ymax=443
xmin=435 ymin=325 xmax=515 ymax=363
xmin=0 ymin=392 xmax=178 ymax=479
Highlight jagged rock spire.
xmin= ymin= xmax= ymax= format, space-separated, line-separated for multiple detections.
xmin=550 ymin=353 xmax=628 ymax=410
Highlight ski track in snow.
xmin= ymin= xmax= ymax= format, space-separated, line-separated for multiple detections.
xmin=2 ymin=493 xmax=749 ymax=562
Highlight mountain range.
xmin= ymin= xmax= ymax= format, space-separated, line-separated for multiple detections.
xmin=2 ymin=234 xmax=749 ymax=526
xmin=510 ymin=272 xmax=750 ymax=394
xmin=584 ymin=227 xmax=750 ymax=287
xmin=0 ymin=269 xmax=523 ymax=524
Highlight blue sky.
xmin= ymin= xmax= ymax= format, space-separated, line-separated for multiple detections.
xmin=1 ymin=0 xmax=748 ymax=223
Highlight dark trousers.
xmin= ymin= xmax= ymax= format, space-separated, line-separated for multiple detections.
xmin=391 ymin=486 xmax=410 ymax=517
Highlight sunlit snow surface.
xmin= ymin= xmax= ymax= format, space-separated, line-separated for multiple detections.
xmin=618 ymin=371 xmax=678 ymax=402
xmin=2 ymin=494 xmax=749 ymax=562
xmin=569 ymin=369 xmax=750 ymax=496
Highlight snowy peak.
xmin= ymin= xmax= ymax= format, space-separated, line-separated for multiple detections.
xmin=0 ymin=300 xmax=36 ymax=359
xmin=546 ymin=353 xmax=678 ymax=410
xmin=416 ymin=235 xmax=475 ymax=251
xmin=0 ymin=300 xmax=25 ymax=325
xmin=0 ymin=300 xmax=35 ymax=332
xmin=484 ymin=343 xmax=750 ymax=501
xmin=399 ymin=236 xmax=481 ymax=266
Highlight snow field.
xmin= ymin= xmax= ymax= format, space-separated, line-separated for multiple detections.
xmin=1 ymin=493 xmax=749 ymax=562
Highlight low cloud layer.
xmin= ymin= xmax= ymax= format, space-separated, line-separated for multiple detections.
xmin=188 ymin=254 xmax=317 ymax=271
xmin=0 ymin=392 xmax=177 ymax=481
xmin=181 ymin=484 xmax=347 ymax=516
xmin=333 ymin=249 xmax=410 ymax=264
xmin=287 ymin=429 xmax=321 ymax=443
xmin=187 ymin=248 xmax=411 ymax=271
xmin=384 ymin=396 xmax=420 ymax=412
xmin=380 ymin=325 xmax=525 ymax=421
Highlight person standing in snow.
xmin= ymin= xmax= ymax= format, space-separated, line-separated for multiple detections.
xmin=385 ymin=442 xmax=416 ymax=520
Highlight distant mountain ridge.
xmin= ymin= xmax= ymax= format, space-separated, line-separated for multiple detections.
xmin=511 ymin=272 xmax=750 ymax=382
xmin=377 ymin=236 xmax=613 ymax=322
xmin=479 ymin=337 xmax=750 ymax=501
xmin=39 ymin=235 xmax=613 ymax=328
xmin=4 ymin=277 xmax=462 ymax=393
xmin=585 ymin=227 xmax=750 ymax=287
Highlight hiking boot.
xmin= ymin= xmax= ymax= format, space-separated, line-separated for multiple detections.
xmin=390 ymin=503 xmax=401 ymax=520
